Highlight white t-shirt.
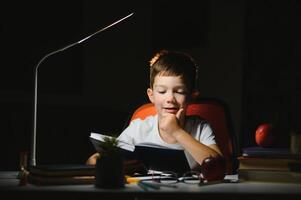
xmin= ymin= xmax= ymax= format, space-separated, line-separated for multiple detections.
xmin=117 ymin=115 xmax=217 ymax=170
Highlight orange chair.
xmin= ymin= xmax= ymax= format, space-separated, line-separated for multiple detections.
xmin=129 ymin=98 xmax=238 ymax=174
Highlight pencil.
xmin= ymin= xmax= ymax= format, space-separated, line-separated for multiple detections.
xmin=126 ymin=177 xmax=140 ymax=184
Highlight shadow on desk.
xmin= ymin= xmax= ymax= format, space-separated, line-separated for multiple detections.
xmin=1 ymin=171 xmax=301 ymax=200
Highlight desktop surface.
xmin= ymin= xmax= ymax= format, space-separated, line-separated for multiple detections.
xmin=1 ymin=171 xmax=301 ymax=200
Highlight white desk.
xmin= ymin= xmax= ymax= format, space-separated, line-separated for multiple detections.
xmin=1 ymin=171 xmax=301 ymax=200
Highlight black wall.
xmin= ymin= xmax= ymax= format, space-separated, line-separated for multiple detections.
xmin=242 ymin=0 xmax=299 ymax=147
xmin=1 ymin=0 xmax=299 ymax=170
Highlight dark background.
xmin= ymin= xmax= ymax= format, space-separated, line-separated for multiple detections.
xmin=0 ymin=0 xmax=299 ymax=170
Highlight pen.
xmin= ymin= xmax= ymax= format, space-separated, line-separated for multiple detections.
xmin=137 ymin=181 xmax=150 ymax=191
xmin=139 ymin=181 xmax=160 ymax=190
xmin=144 ymin=181 xmax=177 ymax=188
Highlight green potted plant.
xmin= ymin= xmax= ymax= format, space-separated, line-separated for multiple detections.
xmin=95 ymin=136 xmax=125 ymax=188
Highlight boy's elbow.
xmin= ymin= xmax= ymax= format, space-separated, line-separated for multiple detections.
xmin=201 ymin=156 xmax=226 ymax=181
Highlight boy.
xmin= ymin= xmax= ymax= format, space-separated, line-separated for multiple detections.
xmin=87 ymin=50 xmax=224 ymax=174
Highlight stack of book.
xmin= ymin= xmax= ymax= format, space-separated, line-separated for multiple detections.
xmin=27 ymin=164 xmax=95 ymax=185
xmin=238 ymin=146 xmax=301 ymax=183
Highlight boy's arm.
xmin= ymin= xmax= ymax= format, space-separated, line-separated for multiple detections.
xmin=174 ymin=129 xmax=222 ymax=163
xmin=159 ymin=109 xmax=223 ymax=165
xmin=174 ymin=129 xmax=226 ymax=180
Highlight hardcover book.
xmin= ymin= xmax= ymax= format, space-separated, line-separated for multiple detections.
xmin=238 ymin=169 xmax=301 ymax=183
xmin=237 ymin=156 xmax=301 ymax=171
xmin=27 ymin=164 xmax=96 ymax=185
xmin=27 ymin=173 xmax=94 ymax=185
xmin=238 ymin=146 xmax=301 ymax=183
xmin=28 ymin=164 xmax=95 ymax=177
xmin=242 ymin=146 xmax=301 ymax=159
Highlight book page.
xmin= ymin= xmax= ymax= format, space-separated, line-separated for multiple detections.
xmin=90 ymin=132 xmax=135 ymax=152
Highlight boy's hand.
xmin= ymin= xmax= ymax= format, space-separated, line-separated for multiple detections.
xmin=176 ymin=108 xmax=184 ymax=125
xmin=86 ymin=153 xmax=100 ymax=165
xmin=159 ymin=108 xmax=184 ymax=137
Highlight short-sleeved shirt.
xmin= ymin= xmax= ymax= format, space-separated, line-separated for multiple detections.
xmin=117 ymin=115 xmax=217 ymax=170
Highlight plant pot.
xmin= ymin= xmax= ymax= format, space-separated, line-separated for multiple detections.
xmin=95 ymin=151 xmax=125 ymax=188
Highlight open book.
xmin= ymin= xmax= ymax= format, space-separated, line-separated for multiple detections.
xmin=89 ymin=132 xmax=190 ymax=174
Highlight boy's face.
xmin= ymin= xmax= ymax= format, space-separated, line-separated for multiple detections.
xmin=147 ymin=75 xmax=189 ymax=118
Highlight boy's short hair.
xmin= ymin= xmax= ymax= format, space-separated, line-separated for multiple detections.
xmin=149 ymin=50 xmax=198 ymax=93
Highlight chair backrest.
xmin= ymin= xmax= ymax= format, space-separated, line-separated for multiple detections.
xmin=130 ymin=99 xmax=238 ymax=174
xmin=131 ymin=103 xmax=157 ymax=121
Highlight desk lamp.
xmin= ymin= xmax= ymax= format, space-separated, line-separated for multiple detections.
xmin=30 ymin=13 xmax=134 ymax=166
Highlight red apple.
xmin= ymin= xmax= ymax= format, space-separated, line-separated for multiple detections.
xmin=255 ymin=123 xmax=275 ymax=147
